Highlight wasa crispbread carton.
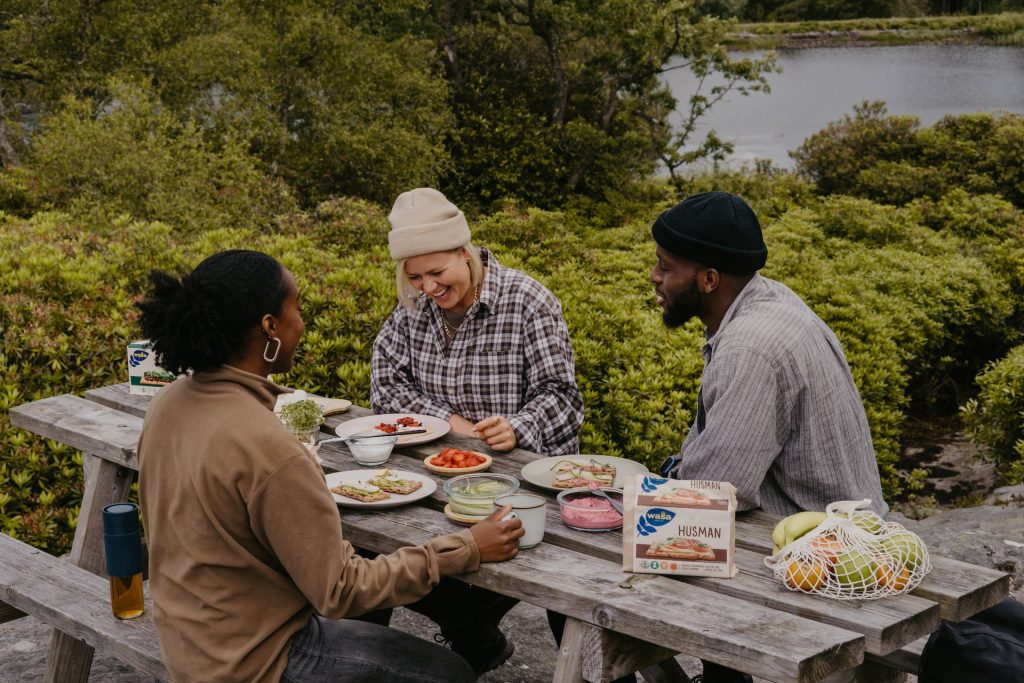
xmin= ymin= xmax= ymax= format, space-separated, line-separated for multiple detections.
xmin=622 ymin=475 xmax=737 ymax=578
xmin=127 ymin=340 xmax=176 ymax=395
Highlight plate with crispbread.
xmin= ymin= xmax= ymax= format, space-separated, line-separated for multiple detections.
xmin=325 ymin=469 xmax=437 ymax=509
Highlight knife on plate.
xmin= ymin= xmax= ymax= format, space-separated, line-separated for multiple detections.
xmin=318 ymin=429 xmax=427 ymax=444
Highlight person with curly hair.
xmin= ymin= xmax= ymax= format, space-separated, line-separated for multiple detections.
xmin=136 ymin=249 xmax=523 ymax=683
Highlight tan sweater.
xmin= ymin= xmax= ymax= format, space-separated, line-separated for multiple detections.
xmin=138 ymin=365 xmax=480 ymax=683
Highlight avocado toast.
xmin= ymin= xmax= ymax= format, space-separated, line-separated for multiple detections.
xmin=368 ymin=469 xmax=423 ymax=495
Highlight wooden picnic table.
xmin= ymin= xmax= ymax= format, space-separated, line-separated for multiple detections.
xmin=6 ymin=383 xmax=1012 ymax=683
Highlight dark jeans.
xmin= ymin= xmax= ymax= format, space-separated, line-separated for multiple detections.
xmin=282 ymin=614 xmax=474 ymax=683
xmin=361 ymin=576 xmax=518 ymax=638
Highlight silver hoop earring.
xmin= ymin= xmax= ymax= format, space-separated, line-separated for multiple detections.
xmin=263 ymin=337 xmax=282 ymax=363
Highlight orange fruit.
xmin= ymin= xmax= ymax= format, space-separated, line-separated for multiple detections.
xmin=785 ymin=559 xmax=828 ymax=591
xmin=877 ymin=564 xmax=912 ymax=591
xmin=807 ymin=534 xmax=845 ymax=565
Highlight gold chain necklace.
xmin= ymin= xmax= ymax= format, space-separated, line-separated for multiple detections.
xmin=440 ymin=281 xmax=481 ymax=342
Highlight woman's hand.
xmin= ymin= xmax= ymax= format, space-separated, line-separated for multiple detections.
xmin=448 ymin=413 xmax=477 ymax=436
xmin=474 ymin=415 xmax=517 ymax=451
xmin=470 ymin=504 xmax=524 ymax=562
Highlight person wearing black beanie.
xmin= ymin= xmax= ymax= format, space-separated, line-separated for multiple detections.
xmin=649 ymin=191 xmax=887 ymax=683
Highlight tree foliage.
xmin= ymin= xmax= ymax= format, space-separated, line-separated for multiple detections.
xmin=1 ymin=0 xmax=774 ymax=209
xmin=423 ymin=0 xmax=776 ymax=206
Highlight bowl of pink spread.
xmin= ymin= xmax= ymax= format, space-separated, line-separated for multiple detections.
xmin=556 ymin=488 xmax=624 ymax=532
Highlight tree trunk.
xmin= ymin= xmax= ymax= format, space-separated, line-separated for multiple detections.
xmin=438 ymin=0 xmax=462 ymax=87
xmin=0 ymin=90 xmax=19 ymax=168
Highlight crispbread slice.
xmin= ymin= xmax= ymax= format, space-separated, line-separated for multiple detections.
xmin=370 ymin=477 xmax=422 ymax=495
xmin=331 ymin=485 xmax=390 ymax=503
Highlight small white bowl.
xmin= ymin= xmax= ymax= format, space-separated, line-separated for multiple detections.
xmin=345 ymin=435 xmax=398 ymax=466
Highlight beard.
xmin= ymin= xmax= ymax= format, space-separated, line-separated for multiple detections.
xmin=662 ymin=278 xmax=703 ymax=328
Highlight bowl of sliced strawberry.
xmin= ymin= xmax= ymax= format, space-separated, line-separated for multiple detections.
xmin=424 ymin=448 xmax=492 ymax=475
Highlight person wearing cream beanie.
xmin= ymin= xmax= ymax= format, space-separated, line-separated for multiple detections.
xmin=387 ymin=188 xmax=471 ymax=261
xmin=368 ymin=188 xmax=584 ymax=675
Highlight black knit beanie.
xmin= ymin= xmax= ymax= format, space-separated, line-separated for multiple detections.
xmin=651 ymin=191 xmax=767 ymax=274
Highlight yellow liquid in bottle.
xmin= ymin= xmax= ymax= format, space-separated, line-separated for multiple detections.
xmin=109 ymin=573 xmax=144 ymax=619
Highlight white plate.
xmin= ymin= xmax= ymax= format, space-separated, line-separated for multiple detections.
xmin=332 ymin=414 xmax=450 ymax=446
xmin=520 ymin=455 xmax=649 ymax=491
xmin=275 ymin=392 xmax=352 ymax=416
xmin=325 ymin=470 xmax=437 ymax=509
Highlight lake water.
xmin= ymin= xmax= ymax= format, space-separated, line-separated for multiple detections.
xmin=661 ymin=44 xmax=1024 ymax=169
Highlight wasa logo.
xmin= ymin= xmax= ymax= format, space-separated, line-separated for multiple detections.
xmin=635 ymin=507 xmax=675 ymax=537
xmin=128 ymin=349 xmax=150 ymax=368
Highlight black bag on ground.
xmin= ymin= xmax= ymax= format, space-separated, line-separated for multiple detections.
xmin=918 ymin=597 xmax=1024 ymax=682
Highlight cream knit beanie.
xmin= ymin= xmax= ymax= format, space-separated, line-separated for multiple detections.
xmin=387 ymin=188 xmax=471 ymax=260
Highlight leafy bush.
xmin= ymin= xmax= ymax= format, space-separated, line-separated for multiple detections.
xmin=961 ymin=344 xmax=1024 ymax=484
xmin=764 ymin=200 xmax=1015 ymax=491
xmin=3 ymin=184 xmax=1022 ymax=553
xmin=791 ymin=101 xmax=922 ymax=197
xmin=21 ymin=78 xmax=295 ymax=236
xmin=793 ymin=104 xmax=1024 ymax=210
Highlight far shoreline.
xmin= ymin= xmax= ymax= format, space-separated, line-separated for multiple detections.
xmin=726 ymin=11 xmax=1024 ymax=50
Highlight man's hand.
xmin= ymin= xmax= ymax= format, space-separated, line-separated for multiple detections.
xmin=470 ymin=503 xmax=524 ymax=562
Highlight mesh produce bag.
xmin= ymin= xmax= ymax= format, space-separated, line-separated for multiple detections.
xmin=764 ymin=499 xmax=932 ymax=600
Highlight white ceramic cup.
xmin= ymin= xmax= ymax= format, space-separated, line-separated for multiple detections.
xmin=496 ymin=493 xmax=547 ymax=549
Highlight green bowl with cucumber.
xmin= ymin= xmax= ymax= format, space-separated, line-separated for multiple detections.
xmin=443 ymin=473 xmax=520 ymax=518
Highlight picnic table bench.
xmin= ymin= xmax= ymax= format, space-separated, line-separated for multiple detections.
xmin=4 ymin=383 xmax=1012 ymax=683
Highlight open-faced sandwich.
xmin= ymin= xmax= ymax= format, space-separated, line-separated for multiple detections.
xmin=373 ymin=416 xmax=424 ymax=434
xmin=652 ymin=487 xmax=712 ymax=506
xmin=331 ymin=480 xmax=391 ymax=503
xmin=645 ymin=537 xmax=716 ymax=561
xmin=550 ymin=458 xmax=616 ymax=488
xmin=141 ymin=370 xmax=176 ymax=386
xmin=368 ymin=469 xmax=423 ymax=495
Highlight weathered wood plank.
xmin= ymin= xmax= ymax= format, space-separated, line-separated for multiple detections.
xmin=585 ymin=626 xmax=689 ymax=683
xmin=339 ymin=504 xmax=865 ymax=683
xmin=83 ymin=384 xmax=152 ymax=419
xmin=317 ymin=443 xmax=936 ymax=657
xmin=500 ymin=505 xmax=938 ymax=657
xmin=736 ymin=510 xmax=1010 ymax=621
xmin=64 ymin=387 xmax=995 ymax=663
xmin=47 ymin=455 xmax=136 ymax=683
xmin=552 ymin=616 xmax=586 ymax=682
xmin=0 ymin=601 xmax=26 ymax=624
xmin=552 ymin=617 xmax=689 ymax=683
xmin=61 ymin=389 xmax=944 ymax=656
xmin=0 ymin=533 xmax=168 ymax=681
xmin=866 ymin=635 xmax=926 ymax=674
xmin=10 ymin=395 xmax=140 ymax=469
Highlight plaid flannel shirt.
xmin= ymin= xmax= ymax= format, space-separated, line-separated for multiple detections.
xmin=371 ymin=248 xmax=583 ymax=455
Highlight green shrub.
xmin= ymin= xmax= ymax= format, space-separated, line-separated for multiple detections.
xmin=22 ymin=78 xmax=295 ymax=237
xmin=764 ymin=201 xmax=1015 ymax=492
xmin=791 ymin=101 xmax=922 ymax=197
xmin=3 ymin=188 xmax=1021 ymax=552
xmin=961 ymin=344 xmax=1024 ymax=484
xmin=793 ymin=105 xmax=1024 ymax=210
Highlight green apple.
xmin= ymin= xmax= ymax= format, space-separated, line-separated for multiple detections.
xmin=880 ymin=531 xmax=925 ymax=570
xmin=833 ymin=548 xmax=879 ymax=589
xmin=852 ymin=511 xmax=885 ymax=535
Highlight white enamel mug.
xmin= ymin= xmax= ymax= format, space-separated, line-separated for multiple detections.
xmin=496 ymin=492 xmax=547 ymax=549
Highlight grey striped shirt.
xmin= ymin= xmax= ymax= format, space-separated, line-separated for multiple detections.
xmin=671 ymin=275 xmax=888 ymax=517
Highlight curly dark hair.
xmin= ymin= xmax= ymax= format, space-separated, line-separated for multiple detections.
xmin=137 ymin=250 xmax=288 ymax=374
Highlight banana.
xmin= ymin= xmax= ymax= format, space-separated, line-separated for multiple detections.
xmin=771 ymin=510 xmax=827 ymax=553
